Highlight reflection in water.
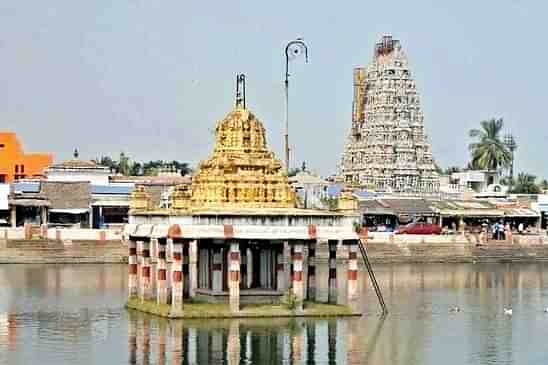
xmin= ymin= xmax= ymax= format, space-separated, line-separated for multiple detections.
xmin=126 ymin=314 xmax=368 ymax=365
xmin=1 ymin=263 xmax=548 ymax=364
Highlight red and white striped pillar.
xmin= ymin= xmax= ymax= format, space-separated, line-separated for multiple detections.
xmin=347 ymin=241 xmax=359 ymax=311
xmin=140 ymin=240 xmax=152 ymax=302
xmin=292 ymin=241 xmax=304 ymax=310
xmin=328 ymin=241 xmax=338 ymax=304
xmin=157 ymin=239 xmax=168 ymax=305
xmin=307 ymin=242 xmax=316 ymax=301
xmin=229 ymin=242 xmax=240 ymax=312
xmin=136 ymin=240 xmax=143 ymax=299
xmin=171 ymin=241 xmax=183 ymax=315
xmin=128 ymin=239 xmax=138 ymax=299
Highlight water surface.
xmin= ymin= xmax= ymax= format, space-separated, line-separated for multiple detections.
xmin=1 ymin=263 xmax=548 ymax=364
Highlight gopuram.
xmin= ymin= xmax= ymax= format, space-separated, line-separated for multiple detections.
xmin=340 ymin=35 xmax=439 ymax=193
xmin=125 ymin=75 xmax=362 ymax=318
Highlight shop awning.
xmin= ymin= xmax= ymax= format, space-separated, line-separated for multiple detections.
xmin=49 ymin=208 xmax=89 ymax=214
xmin=8 ymin=198 xmax=51 ymax=207
xmin=503 ymin=208 xmax=540 ymax=218
xmin=92 ymin=200 xmax=130 ymax=207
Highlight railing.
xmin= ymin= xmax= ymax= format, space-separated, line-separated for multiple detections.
xmin=358 ymin=238 xmax=388 ymax=315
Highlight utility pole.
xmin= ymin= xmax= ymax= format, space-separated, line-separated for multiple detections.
xmin=504 ymin=134 xmax=517 ymax=180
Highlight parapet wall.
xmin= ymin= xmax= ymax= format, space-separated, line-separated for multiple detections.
xmin=0 ymin=225 xmax=122 ymax=243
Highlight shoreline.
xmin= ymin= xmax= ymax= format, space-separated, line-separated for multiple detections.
xmin=2 ymin=239 xmax=548 ymax=265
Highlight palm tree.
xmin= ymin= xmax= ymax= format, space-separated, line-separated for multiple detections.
xmin=510 ymin=173 xmax=540 ymax=194
xmin=468 ymin=118 xmax=512 ymax=172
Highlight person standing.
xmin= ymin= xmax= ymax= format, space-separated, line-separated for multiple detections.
xmin=518 ymin=222 xmax=524 ymax=235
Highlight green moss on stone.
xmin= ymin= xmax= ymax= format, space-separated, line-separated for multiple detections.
xmin=126 ymin=298 xmax=359 ymax=319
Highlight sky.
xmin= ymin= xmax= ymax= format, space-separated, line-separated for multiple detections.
xmin=1 ymin=1 xmax=546 ymax=178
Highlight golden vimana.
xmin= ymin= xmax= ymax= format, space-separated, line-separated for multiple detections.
xmin=131 ymin=102 xmax=296 ymax=212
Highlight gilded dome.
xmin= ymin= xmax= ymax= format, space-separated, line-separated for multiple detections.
xmin=213 ymin=107 xmax=267 ymax=155
xmin=188 ymin=105 xmax=295 ymax=209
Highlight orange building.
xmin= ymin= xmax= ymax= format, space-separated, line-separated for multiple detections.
xmin=0 ymin=132 xmax=53 ymax=183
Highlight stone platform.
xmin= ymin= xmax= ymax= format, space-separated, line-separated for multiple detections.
xmin=126 ymin=298 xmax=360 ymax=319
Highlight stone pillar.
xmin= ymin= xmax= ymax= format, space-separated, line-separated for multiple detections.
xmin=292 ymin=242 xmax=305 ymax=311
xmin=284 ymin=241 xmax=292 ymax=289
xmin=24 ymin=223 xmax=32 ymax=240
xmin=171 ymin=241 xmax=183 ymax=315
xmin=40 ymin=207 xmax=47 ymax=226
xmin=347 ymin=242 xmax=359 ymax=311
xmin=157 ymin=239 xmax=168 ymax=305
xmin=150 ymin=238 xmax=158 ymax=299
xmin=212 ymin=247 xmax=223 ymax=293
xmin=307 ymin=242 xmax=316 ymax=301
xmin=140 ymin=240 xmax=152 ymax=302
xmin=183 ymin=244 xmax=189 ymax=298
xmin=276 ymin=248 xmax=286 ymax=292
xmin=128 ymin=239 xmax=138 ymax=300
xmin=189 ymin=239 xmax=198 ymax=298
xmin=166 ymin=238 xmax=174 ymax=304
xmin=228 ymin=242 xmax=241 ymax=312
xmin=328 ymin=241 xmax=338 ymax=304
xmin=246 ymin=247 xmax=253 ymax=289
xmin=136 ymin=240 xmax=143 ymax=298
xmin=10 ymin=207 xmax=16 ymax=228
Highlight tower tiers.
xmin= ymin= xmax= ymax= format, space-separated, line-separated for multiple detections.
xmin=190 ymin=106 xmax=296 ymax=209
xmin=340 ymin=35 xmax=439 ymax=193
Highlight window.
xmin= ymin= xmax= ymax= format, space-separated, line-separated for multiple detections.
xmin=21 ymin=165 xmax=24 ymax=173
xmin=0 ymin=144 xmax=4 ymax=148
xmin=15 ymin=165 xmax=18 ymax=173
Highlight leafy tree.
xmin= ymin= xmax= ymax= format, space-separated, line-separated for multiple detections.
xmin=510 ymin=173 xmax=540 ymax=194
xmin=117 ymin=152 xmax=132 ymax=176
xmin=468 ymin=118 xmax=512 ymax=171
xmin=539 ymin=179 xmax=548 ymax=191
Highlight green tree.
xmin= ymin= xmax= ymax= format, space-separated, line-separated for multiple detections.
xmin=510 ymin=173 xmax=540 ymax=194
xmin=539 ymin=179 xmax=548 ymax=191
xmin=468 ymin=118 xmax=512 ymax=171
xmin=118 ymin=152 xmax=132 ymax=176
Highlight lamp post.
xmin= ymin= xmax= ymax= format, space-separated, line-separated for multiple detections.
xmin=284 ymin=39 xmax=308 ymax=172
xmin=504 ymin=134 xmax=517 ymax=180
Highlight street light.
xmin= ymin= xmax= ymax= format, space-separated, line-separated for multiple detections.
xmin=284 ymin=39 xmax=308 ymax=172
xmin=504 ymin=133 xmax=517 ymax=180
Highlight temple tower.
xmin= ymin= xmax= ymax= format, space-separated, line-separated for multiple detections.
xmin=340 ymin=35 xmax=439 ymax=193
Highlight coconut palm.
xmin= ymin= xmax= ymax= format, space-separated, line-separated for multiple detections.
xmin=468 ymin=118 xmax=512 ymax=171
xmin=510 ymin=173 xmax=540 ymax=194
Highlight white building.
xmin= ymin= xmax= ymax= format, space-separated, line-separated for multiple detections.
xmin=45 ymin=159 xmax=111 ymax=185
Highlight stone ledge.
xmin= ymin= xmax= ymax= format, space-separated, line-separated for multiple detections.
xmin=126 ymin=298 xmax=360 ymax=319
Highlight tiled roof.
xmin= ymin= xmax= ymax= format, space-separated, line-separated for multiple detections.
xmin=41 ymin=181 xmax=91 ymax=209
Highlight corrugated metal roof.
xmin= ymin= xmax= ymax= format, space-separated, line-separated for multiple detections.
xmin=12 ymin=182 xmax=40 ymax=193
xmin=91 ymin=185 xmax=134 ymax=195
